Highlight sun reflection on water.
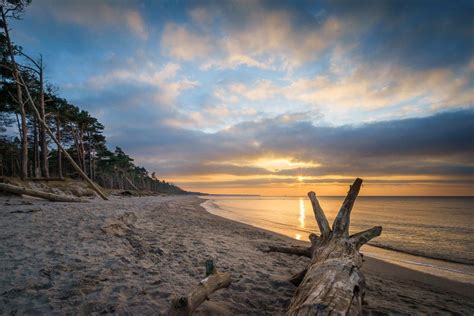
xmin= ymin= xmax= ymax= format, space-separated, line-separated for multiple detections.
xmin=299 ymin=198 xmax=305 ymax=228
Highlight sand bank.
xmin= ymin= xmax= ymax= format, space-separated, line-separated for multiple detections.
xmin=0 ymin=195 xmax=472 ymax=314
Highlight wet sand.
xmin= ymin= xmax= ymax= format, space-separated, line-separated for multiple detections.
xmin=0 ymin=195 xmax=472 ymax=314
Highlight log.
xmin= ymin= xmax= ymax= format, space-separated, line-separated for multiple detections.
xmin=168 ymin=260 xmax=231 ymax=316
xmin=263 ymin=245 xmax=311 ymax=258
xmin=0 ymin=182 xmax=83 ymax=202
xmin=264 ymin=178 xmax=382 ymax=315
xmin=287 ymin=178 xmax=382 ymax=315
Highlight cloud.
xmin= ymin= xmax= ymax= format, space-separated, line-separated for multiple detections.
xmin=161 ymin=23 xmax=212 ymax=60
xmin=215 ymin=61 xmax=473 ymax=122
xmin=30 ymin=0 xmax=148 ymax=40
xmin=161 ymin=4 xmax=341 ymax=70
xmin=125 ymin=10 xmax=148 ymax=40
xmin=85 ymin=62 xmax=198 ymax=107
xmin=324 ymin=0 xmax=474 ymax=70
xmin=109 ymin=110 xmax=473 ymax=188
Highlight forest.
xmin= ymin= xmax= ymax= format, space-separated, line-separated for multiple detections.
xmin=0 ymin=0 xmax=186 ymax=195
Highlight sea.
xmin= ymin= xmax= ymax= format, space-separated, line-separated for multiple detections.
xmin=201 ymin=195 xmax=474 ymax=284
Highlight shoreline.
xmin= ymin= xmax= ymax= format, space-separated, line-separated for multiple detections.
xmin=198 ymin=197 xmax=474 ymax=297
xmin=1 ymin=195 xmax=473 ymax=314
xmin=201 ymin=196 xmax=474 ymax=284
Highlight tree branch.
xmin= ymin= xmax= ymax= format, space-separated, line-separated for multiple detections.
xmin=332 ymin=178 xmax=363 ymax=237
xmin=350 ymin=226 xmax=382 ymax=249
xmin=308 ymin=191 xmax=331 ymax=238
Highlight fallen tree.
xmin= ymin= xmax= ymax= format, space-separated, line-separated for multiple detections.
xmin=265 ymin=178 xmax=382 ymax=315
xmin=0 ymin=182 xmax=83 ymax=202
xmin=168 ymin=260 xmax=231 ymax=315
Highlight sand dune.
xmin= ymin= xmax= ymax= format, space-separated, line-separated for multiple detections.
xmin=0 ymin=195 xmax=473 ymax=315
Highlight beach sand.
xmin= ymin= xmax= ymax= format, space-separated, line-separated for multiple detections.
xmin=1 ymin=195 xmax=473 ymax=315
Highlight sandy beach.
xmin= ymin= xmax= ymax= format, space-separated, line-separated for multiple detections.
xmin=1 ymin=195 xmax=473 ymax=315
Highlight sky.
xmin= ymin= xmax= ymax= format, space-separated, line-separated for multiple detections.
xmin=10 ymin=0 xmax=474 ymax=195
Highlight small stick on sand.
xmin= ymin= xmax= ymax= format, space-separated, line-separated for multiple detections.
xmin=167 ymin=260 xmax=231 ymax=316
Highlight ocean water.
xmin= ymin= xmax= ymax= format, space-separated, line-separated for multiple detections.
xmin=201 ymin=196 xmax=474 ymax=284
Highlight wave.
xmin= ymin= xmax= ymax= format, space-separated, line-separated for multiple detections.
xmin=368 ymin=242 xmax=474 ymax=266
xmin=202 ymin=198 xmax=474 ymax=268
xmin=365 ymin=252 xmax=474 ymax=278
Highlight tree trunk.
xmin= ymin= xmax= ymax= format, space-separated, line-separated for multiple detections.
xmin=1 ymin=7 xmax=28 ymax=180
xmin=56 ymin=116 xmax=63 ymax=178
xmin=33 ymin=117 xmax=40 ymax=178
xmin=0 ymin=182 xmax=82 ymax=202
xmin=38 ymin=60 xmax=49 ymax=178
xmin=286 ymin=178 xmax=382 ymax=315
xmin=71 ymin=125 xmax=83 ymax=171
xmin=87 ymin=131 xmax=93 ymax=179
xmin=265 ymin=178 xmax=382 ymax=315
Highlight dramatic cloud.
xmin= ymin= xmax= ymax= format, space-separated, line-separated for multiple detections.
xmin=111 ymin=110 xmax=474 ymax=183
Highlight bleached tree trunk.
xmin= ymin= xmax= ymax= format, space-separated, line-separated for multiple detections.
xmin=56 ymin=116 xmax=63 ymax=178
xmin=38 ymin=58 xmax=49 ymax=178
xmin=265 ymin=178 xmax=382 ymax=315
xmin=288 ymin=178 xmax=382 ymax=315
xmin=33 ymin=117 xmax=40 ymax=178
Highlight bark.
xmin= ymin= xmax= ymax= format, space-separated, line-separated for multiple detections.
xmin=1 ymin=7 xmax=28 ymax=179
xmin=168 ymin=260 xmax=231 ymax=316
xmin=0 ymin=182 xmax=82 ymax=202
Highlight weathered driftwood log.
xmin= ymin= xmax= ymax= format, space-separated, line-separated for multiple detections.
xmin=0 ymin=182 xmax=83 ymax=202
xmin=265 ymin=178 xmax=382 ymax=315
xmin=168 ymin=260 xmax=231 ymax=316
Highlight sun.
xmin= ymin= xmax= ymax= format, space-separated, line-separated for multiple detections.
xmin=297 ymin=176 xmax=305 ymax=182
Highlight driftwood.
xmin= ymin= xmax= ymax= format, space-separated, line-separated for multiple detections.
xmin=168 ymin=260 xmax=231 ymax=316
xmin=0 ymin=182 xmax=82 ymax=202
xmin=265 ymin=178 xmax=382 ymax=315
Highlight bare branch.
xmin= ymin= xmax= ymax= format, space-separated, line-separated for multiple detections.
xmin=308 ymin=191 xmax=331 ymax=238
xmin=332 ymin=178 xmax=363 ymax=237
xmin=350 ymin=226 xmax=382 ymax=249
xmin=17 ymin=63 xmax=40 ymax=75
xmin=17 ymin=50 xmax=41 ymax=69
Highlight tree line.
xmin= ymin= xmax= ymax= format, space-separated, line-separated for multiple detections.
xmin=0 ymin=0 xmax=185 ymax=194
